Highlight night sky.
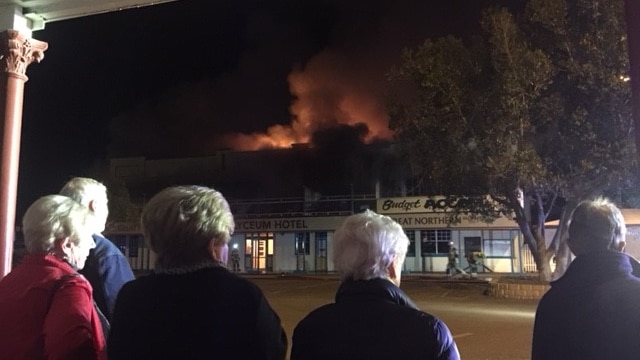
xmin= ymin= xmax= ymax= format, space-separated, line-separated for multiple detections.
xmin=16 ymin=0 xmax=524 ymax=214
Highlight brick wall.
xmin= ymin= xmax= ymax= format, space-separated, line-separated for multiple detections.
xmin=487 ymin=282 xmax=550 ymax=300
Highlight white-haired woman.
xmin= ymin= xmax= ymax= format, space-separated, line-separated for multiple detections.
xmin=108 ymin=185 xmax=287 ymax=360
xmin=0 ymin=195 xmax=105 ymax=359
xmin=291 ymin=210 xmax=460 ymax=360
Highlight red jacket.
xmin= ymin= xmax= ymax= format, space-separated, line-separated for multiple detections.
xmin=0 ymin=253 xmax=106 ymax=360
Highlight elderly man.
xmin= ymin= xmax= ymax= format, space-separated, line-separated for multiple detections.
xmin=532 ymin=197 xmax=640 ymax=360
xmin=291 ymin=210 xmax=460 ymax=360
xmin=59 ymin=177 xmax=135 ymax=323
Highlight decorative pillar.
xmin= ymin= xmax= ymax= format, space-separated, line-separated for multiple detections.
xmin=0 ymin=30 xmax=46 ymax=279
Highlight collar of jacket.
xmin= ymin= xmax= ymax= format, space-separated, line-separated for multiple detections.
xmin=552 ymin=250 xmax=640 ymax=287
xmin=335 ymin=277 xmax=418 ymax=309
xmin=20 ymin=252 xmax=76 ymax=273
xmin=153 ymin=259 xmax=224 ymax=275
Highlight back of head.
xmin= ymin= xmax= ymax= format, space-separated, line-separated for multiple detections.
xmin=22 ymin=195 xmax=95 ymax=253
xmin=568 ymin=197 xmax=626 ymax=256
xmin=332 ymin=210 xmax=409 ymax=281
xmin=59 ymin=177 xmax=106 ymax=206
xmin=142 ymin=185 xmax=235 ymax=269
xmin=59 ymin=177 xmax=108 ymax=233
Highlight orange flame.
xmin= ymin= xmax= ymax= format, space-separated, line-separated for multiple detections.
xmin=222 ymin=49 xmax=394 ymax=151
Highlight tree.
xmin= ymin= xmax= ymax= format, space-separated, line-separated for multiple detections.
xmin=388 ymin=0 xmax=635 ymax=280
xmin=105 ymin=178 xmax=142 ymax=226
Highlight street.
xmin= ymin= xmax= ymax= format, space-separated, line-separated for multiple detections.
xmin=253 ymin=276 xmax=538 ymax=360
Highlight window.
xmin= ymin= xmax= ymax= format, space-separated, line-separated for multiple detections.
xmin=464 ymin=236 xmax=482 ymax=255
xmin=405 ymin=230 xmax=416 ymax=257
xmin=483 ymin=239 xmax=512 ymax=257
xmin=245 ymin=239 xmax=252 ymax=255
xmin=106 ymin=233 xmax=143 ymax=257
xmin=128 ymin=235 xmax=140 ymax=258
xmin=482 ymin=230 xmax=513 ymax=257
xmin=295 ymin=232 xmax=310 ymax=255
xmin=421 ymin=230 xmax=452 ymax=255
xmin=110 ymin=234 xmax=128 ymax=254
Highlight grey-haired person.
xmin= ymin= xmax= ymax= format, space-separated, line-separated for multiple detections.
xmin=108 ymin=185 xmax=287 ymax=360
xmin=59 ymin=177 xmax=135 ymax=325
xmin=291 ymin=210 xmax=460 ymax=360
xmin=0 ymin=195 xmax=106 ymax=359
xmin=532 ymin=197 xmax=640 ymax=360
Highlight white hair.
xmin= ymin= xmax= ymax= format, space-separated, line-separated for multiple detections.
xmin=22 ymin=195 xmax=95 ymax=253
xmin=59 ymin=177 xmax=109 ymax=233
xmin=59 ymin=177 xmax=107 ymax=206
xmin=332 ymin=210 xmax=409 ymax=281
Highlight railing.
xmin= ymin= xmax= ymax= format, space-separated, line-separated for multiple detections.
xmin=521 ymin=244 xmax=538 ymax=273
xmin=229 ymin=195 xmax=377 ymax=219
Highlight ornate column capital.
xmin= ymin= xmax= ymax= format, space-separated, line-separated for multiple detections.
xmin=0 ymin=30 xmax=48 ymax=81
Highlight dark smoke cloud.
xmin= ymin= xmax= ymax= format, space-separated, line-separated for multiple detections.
xmin=103 ymin=0 xmax=526 ymax=156
xmin=104 ymin=1 xmax=424 ymax=155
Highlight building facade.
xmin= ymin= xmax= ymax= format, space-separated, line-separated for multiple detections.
xmin=106 ymin=156 xmax=530 ymax=275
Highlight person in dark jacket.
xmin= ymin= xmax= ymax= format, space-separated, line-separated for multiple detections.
xmin=532 ymin=197 xmax=640 ymax=360
xmin=108 ymin=185 xmax=287 ymax=360
xmin=291 ymin=210 xmax=460 ymax=360
xmin=60 ymin=177 xmax=135 ymax=323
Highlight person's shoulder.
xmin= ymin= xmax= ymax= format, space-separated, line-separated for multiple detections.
xmin=407 ymin=309 xmax=457 ymax=348
xmin=303 ymin=303 xmax=335 ymax=318
xmin=294 ymin=303 xmax=336 ymax=330
xmin=115 ymin=274 xmax=147 ymax=296
xmin=615 ymin=275 xmax=640 ymax=295
xmin=92 ymin=233 xmax=109 ymax=245
xmin=406 ymin=307 xmax=442 ymax=325
xmin=206 ymin=268 xmax=264 ymax=294
xmin=58 ymin=272 xmax=93 ymax=293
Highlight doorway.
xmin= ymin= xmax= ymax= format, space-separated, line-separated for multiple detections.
xmin=315 ymin=232 xmax=327 ymax=272
xmin=245 ymin=232 xmax=274 ymax=273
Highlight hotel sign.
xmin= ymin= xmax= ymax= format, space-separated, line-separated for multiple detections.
xmin=235 ymin=216 xmax=347 ymax=232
